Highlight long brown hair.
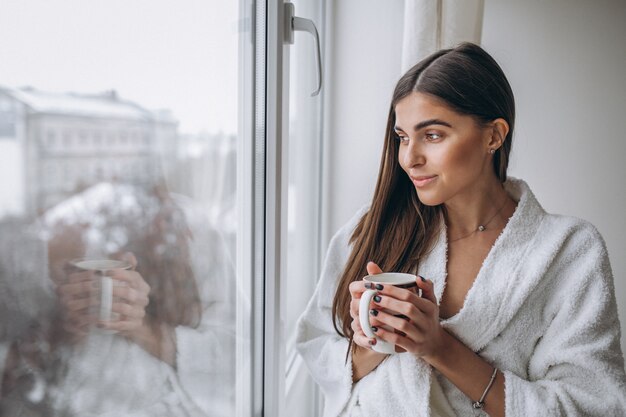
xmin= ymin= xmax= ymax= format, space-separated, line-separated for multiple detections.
xmin=331 ymin=42 xmax=516 ymax=342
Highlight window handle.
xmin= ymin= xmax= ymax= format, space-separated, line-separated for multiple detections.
xmin=284 ymin=2 xmax=322 ymax=97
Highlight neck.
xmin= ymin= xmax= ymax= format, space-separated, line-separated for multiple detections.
xmin=444 ymin=176 xmax=512 ymax=237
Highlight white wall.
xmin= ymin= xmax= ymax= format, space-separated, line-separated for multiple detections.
xmin=482 ymin=0 xmax=626 ymax=354
xmin=323 ymin=0 xmax=626 ymax=352
xmin=321 ymin=0 xmax=405 ymax=245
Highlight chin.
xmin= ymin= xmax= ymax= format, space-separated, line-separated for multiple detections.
xmin=415 ymin=190 xmax=444 ymax=207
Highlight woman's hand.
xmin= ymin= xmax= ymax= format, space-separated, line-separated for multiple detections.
xmin=98 ymin=252 xmax=151 ymax=336
xmin=349 ymin=262 xmax=389 ymax=382
xmin=56 ymin=269 xmax=97 ymax=342
xmin=56 ymin=252 xmax=151 ymax=339
xmin=348 ymin=262 xmax=386 ymax=349
xmin=367 ymin=265 xmax=445 ymax=359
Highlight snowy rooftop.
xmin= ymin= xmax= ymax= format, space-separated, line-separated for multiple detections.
xmin=0 ymin=86 xmax=176 ymax=123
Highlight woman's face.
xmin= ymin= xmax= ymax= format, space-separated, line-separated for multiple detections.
xmin=394 ymin=92 xmax=495 ymax=206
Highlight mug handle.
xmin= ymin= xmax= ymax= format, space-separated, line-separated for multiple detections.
xmin=359 ymin=289 xmax=397 ymax=354
xmin=100 ymin=276 xmax=113 ymax=322
xmin=359 ymin=289 xmax=377 ymax=339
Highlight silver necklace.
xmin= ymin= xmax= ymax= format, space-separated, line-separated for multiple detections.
xmin=448 ymin=195 xmax=509 ymax=243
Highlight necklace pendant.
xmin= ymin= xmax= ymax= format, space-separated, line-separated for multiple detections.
xmin=478 ymin=225 xmax=486 ymax=232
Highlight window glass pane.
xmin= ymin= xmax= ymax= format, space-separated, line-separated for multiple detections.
xmin=0 ymin=2 xmax=250 ymax=416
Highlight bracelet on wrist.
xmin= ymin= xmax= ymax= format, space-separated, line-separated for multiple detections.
xmin=472 ymin=367 xmax=498 ymax=410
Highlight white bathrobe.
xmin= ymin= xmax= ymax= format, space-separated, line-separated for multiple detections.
xmin=296 ymin=178 xmax=626 ymax=416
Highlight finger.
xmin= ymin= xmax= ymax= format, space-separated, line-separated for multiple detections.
xmin=366 ymin=261 xmax=383 ymax=276
xmin=350 ymin=318 xmax=362 ymax=334
xmin=112 ymin=285 xmax=149 ymax=307
xmin=57 ymin=279 xmax=96 ymax=299
xmin=351 ymin=317 xmax=386 ymax=336
xmin=350 ymin=318 xmax=377 ymax=349
xmin=350 ymin=299 xmax=361 ymax=319
xmin=374 ymin=285 xmax=436 ymax=316
xmin=371 ymin=293 xmax=437 ymax=322
xmin=352 ymin=332 xmax=375 ymax=349
xmin=417 ymin=276 xmax=437 ymax=304
xmin=348 ymin=280 xmax=368 ymax=297
xmin=65 ymin=297 xmax=96 ymax=312
xmin=108 ymin=270 xmax=150 ymax=293
xmin=371 ymin=325 xmax=416 ymax=353
xmin=368 ymin=308 xmax=420 ymax=342
xmin=117 ymin=252 xmax=138 ymax=271
xmin=98 ymin=319 xmax=141 ymax=333
xmin=111 ymin=302 xmax=146 ymax=319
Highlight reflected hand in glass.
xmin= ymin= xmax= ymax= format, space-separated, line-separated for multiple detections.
xmin=55 ymin=253 xmax=150 ymax=340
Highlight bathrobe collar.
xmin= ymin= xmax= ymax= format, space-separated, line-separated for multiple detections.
xmin=418 ymin=178 xmax=547 ymax=352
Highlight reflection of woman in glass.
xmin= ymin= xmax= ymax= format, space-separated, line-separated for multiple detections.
xmin=1 ymin=182 xmax=235 ymax=417
xmin=297 ymin=43 xmax=626 ymax=417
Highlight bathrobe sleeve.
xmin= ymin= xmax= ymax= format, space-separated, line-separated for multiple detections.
xmin=504 ymin=224 xmax=626 ymax=416
xmin=296 ymin=206 xmax=368 ymax=417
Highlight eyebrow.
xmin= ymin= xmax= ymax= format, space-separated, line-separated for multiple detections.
xmin=394 ymin=118 xmax=452 ymax=132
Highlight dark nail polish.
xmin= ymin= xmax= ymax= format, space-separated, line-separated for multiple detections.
xmin=371 ymin=326 xmax=378 ymax=333
xmin=373 ymin=295 xmax=382 ymax=303
xmin=375 ymin=284 xmax=384 ymax=290
xmin=420 ymin=275 xmax=426 ymax=282
xmin=364 ymin=282 xmax=372 ymax=289
xmin=368 ymin=338 xmax=377 ymax=346
xmin=370 ymin=309 xmax=378 ymax=316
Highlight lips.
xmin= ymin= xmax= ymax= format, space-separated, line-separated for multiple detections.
xmin=410 ymin=175 xmax=437 ymax=188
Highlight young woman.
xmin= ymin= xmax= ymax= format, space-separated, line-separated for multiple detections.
xmin=296 ymin=43 xmax=626 ymax=417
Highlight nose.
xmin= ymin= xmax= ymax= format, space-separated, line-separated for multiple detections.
xmin=401 ymin=138 xmax=426 ymax=169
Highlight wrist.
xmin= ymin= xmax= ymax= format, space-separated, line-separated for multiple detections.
xmin=123 ymin=316 xmax=156 ymax=344
xmin=422 ymin=327 xmax=455 ymax=367
xmin=352 ymin=344 xmax=387 ymax=382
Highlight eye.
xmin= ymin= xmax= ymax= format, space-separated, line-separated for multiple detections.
xmin=424 ymin=132 xmax=443 ymax=141
xmin=395 ymin=134 xmax=409 ymax=144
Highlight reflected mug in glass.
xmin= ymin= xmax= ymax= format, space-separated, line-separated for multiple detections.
xmin=359 ymin=272 xmax=418 ymax=354
xmin=70 ymin=258 xmax=132 ymax=327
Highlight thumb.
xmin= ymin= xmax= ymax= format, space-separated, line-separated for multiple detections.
xmin=118 ymin=252 xmax=138 ymax=271
xmin=366 ymin=261 xmax=383 ymax=275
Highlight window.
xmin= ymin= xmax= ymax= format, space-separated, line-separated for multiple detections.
xmin=0 ymin=96 xmax=16 ymax=138
xmin=0 ymin=2 xmax=250 ymax=415
xmin=94 ymin=131 xmax=102 ymax=146
xmin=47 ymin=130 xmax=56 ymax=147
xmin=63 ymin=132 xmax=72 ymax=147
xmin=0 ymin=1 xmax=325 ymax=415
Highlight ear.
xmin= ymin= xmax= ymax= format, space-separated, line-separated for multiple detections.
xmin=487 ymin=118 xmax=510 ymax=151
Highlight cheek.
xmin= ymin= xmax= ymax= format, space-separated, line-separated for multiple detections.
xmin=438 ymin=142 xmax=483 ymax=177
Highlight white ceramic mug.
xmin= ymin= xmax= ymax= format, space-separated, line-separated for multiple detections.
xmin=70 ymin=258 xmax=132 ymax=324
xmin=359 ymin=272 xmax=418 ymax=354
